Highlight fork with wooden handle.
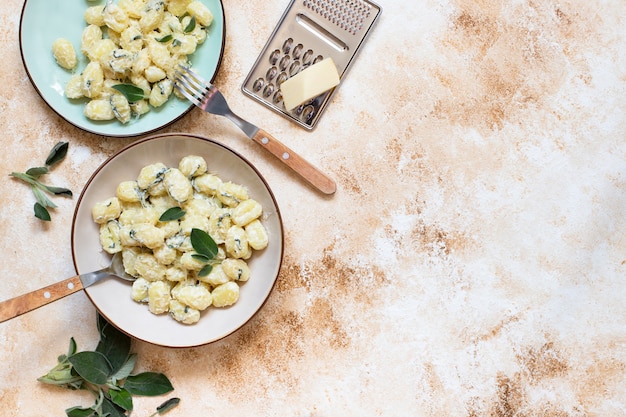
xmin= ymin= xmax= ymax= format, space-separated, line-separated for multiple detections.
xmin=174 ymin=66 xmax=336 ymax=195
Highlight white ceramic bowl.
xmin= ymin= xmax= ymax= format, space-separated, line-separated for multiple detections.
xmin=71 ymin=133 xmax=284 ymax=347
xmin=20 ymin=0 xmax=225 ymax=137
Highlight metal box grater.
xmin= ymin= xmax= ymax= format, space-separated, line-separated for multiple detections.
xmin=241 ymin=0 xmax=382 ymax=130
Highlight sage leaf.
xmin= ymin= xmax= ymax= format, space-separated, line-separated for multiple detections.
xmin=110 ymin=388 xmax=133 ymax=411
xmin=96 ymin=313 xmax=109 ymax=335
xmin=33 ymin=187 xmax=57 ymax=208
xmin=159 ymin=207 xmax=185 ymax=222
xmin=45 ymin=141 xmax=69 ymax=167
xmin=26 ymin=166 xmax=49 ymax=178
xmin=184 ymin=16 xmax=196 ymax=33
xmin=112 ymin=84 xmax=147 ymax=103
xmin=190 ymin=228 xmax=218 ymax=259
xmin=156 ymin=34 xmax=173 ymax=43
xmin=102 ymin=397 xmax=127 ymax=417
xmin=191 ymin=253 xmax=211 ymax=263
xmin=111 ymin=353 xmax=137 ymax=381
xmin=65 ymin=406 xmax=95 ymax=417
xmin=198 ymin=264 xmax=213 ymax=277
xmin=96 ymin=319 xmax=131 ymax=375
xmin=39 ymin=184 xmax=73 ymax=197
xmin=156 ymin=397 xmax=180 ymax=414
xmin=11 ymin=140 xmax=72 ymax=221
xmin=34 ymin=202 xmax=51 ymax=221
xmin=124 ymin=372 xmax=174 ymax=396
xmin=10 ymin=171 xmax=38 ymax=186
xmin=68 ymin=351 xmax=112 ymax=385
xmin=67 ymin=337 xmax=77 ymax=356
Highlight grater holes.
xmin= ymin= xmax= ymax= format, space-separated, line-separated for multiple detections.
xmin=266 ymin=66 xmax=278 ymax=81
xmin=302 ymin=49 xmax=314 ymax=65
xmin=269 ymin=49 xmax=281 ymax=65
xmin=303 ymin=0 xmax=370 ymax=35
xmin=282 ymin=38 xmax=293 ymax=54
xmin=302 ymin=105 xmax=315 ymax=122
xmin=292 ymin=43 xmax=304 ymax=59
xmin=277 ymin=72 xmax=288 ymax=85
xmin=253 ymin=78 xmax=264 ymax=92
xmin=272 ymin=91 xmax=283 ymax=104
xmin=263 ymin=83 xmax=275 ymax=98
xmin=250 ymin=36 xmax=332 ymax=125
xmin=279 ymin=55 xmax=290 ymax=71
xmin=289 ymin=61 xmax=301 ymax=76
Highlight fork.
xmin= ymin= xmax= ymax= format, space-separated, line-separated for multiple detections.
xmin=174 ymin=66 xmax=336 ymax=195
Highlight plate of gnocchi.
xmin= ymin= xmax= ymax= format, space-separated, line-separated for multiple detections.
xmin=71 ymin=133 xmax=284 ymax=347
xmin=19 ymin=0 xmax=225 ymax=137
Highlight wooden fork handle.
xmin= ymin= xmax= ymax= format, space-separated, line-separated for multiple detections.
xmin=252 ymin=128 xmax=336 ymax=195
xmin=0 ymin=276 xmax=84 ymax=323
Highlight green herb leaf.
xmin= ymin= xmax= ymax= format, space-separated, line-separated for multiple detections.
xmin=124 ymin=372 xmax=174 ymax=396
xmin=159 ymin=207 xmax=186 ymax=222
xmin=65 ymin=406 xmax=95 ymax=417
xmin=96 ymin=319 xmax=131 ymax=375
xmin=33 ymin=187 xmax=57 ymax=208
xmin=96 ymin=313 xmax=109 ymax=335
xmin=191 ymin=253 xmax=211 ymax=263
xmin=184 ymin=16 xmax=196 ymax=33
xmin=41 ymin=316 xmax=178 ymax=415
xmin=156 ymin=397 xmax=180 ymax=414
xmin=10 ymin=171 xmax=37 ymax=186
xmin=190 ymin=228 xmax=218 ymax=259
xmin=45 ymin=141 xmax=69 ymax=167
xmin=68 ymin=351 xmax=112 ymax=385
xmin=156 ymin=34 xmax=173 ymax=43
xmin=67 ymin=337 xmax=77 ymax=356
xmin=109 ymin=388 xmax=133 ymax=411
xmin=11 ymin=141 xmax=72 ymax=222
xmin=111 ymin=353 xmax=137 ymax=381
xmin=34 ymin=202 xmax=51 ymax=221
xmin=39 ymin=184 xmax=73 ymax=197
xmin=26 ymin=166 xmax=49 ymax=178
xmin=101 ymin=397 xmax=127 ymax=417
xmin=112 ymin=84 xmax=147 ymax=103
xmin=198 ymin=264 xmax=213 ymax=277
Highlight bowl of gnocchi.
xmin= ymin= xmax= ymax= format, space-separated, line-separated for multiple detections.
xmin=20 ymin=0 xmax=225 ymax=137
xmin=72 ymin=133 xmax=284 ymax=347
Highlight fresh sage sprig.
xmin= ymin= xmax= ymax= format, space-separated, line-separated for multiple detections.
xmin=159 ymin=207 xmax=186 ymax=222
xmin=190 ymin=227 xmax=219 ymax=276
xmin=10 ymin=141 xmax=72 ymax=221
xmin=112 ymin=84 xmax=148 ymax=104
xmin=159 ymin=208 xmax=219 ymax=276
xmin=184 ymin=17 xmax=196 ymax=33
xmin=38 ymin=314 xmax=179 ymax=417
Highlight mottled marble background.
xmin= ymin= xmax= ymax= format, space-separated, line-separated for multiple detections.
xmin=1 ymin=0 xmax=626 ymax=415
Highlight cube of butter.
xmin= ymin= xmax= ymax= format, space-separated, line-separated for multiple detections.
xmin=280 ymin=57 xmax=340 ymax=111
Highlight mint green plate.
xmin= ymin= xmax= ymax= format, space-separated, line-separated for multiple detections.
xmin=19 ymin=0 xmax=225 ymax=137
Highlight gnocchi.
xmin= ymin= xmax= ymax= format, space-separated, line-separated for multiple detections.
xmin=53 ymin=0 xmax=214 ymax=124
xmin=92 ymin=155 xmax=269 ymax=325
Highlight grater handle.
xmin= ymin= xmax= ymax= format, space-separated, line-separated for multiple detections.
xmin=252 ymin=128 xmax=336 ymax=195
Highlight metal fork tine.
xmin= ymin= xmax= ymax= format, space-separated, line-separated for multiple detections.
xmin=180 ymin=65 xmax=212 ymax=89
xmin=179 ymin=73 xmax=209 ymax=102
xmin=174 ymin=81 xmax=202 ymax=107
xmin=174 ymin=71 xmax=205 ymax=102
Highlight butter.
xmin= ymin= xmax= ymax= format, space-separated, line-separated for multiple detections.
xmin=280 ymin=57 xmax=340 ymax=111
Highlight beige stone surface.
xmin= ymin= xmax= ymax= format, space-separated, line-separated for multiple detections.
xmin=1 ymin=0 xmax=626 ymax=415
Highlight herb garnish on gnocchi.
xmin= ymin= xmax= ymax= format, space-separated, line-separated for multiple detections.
xmin=91 ymin=155 xmax=269 ymax=325
xmin=53 ymin=0 xmax=214 ymax=124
